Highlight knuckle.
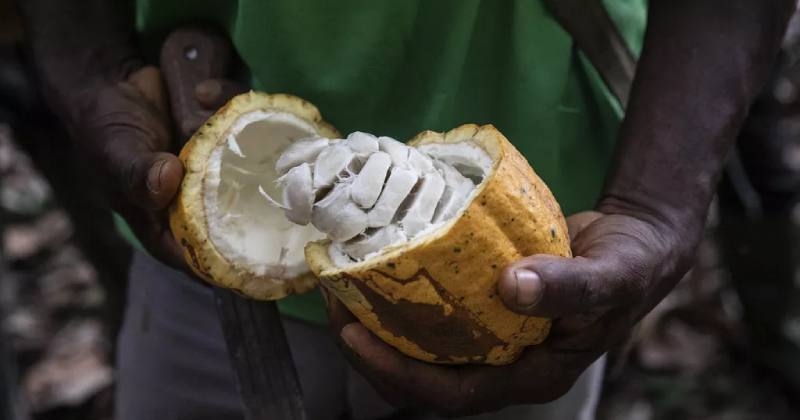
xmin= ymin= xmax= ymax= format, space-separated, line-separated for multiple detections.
xmin=622 ymin=262 xmax=649 ymax=301
xmin=607 ymin=244 xmax=651 ymax=304
xmin=577 ymin=278 xmax=595 ymax=309
xmin=125 ymin=155 xmax=149 ymax=192
xmin=98 ymin=138 xmax=135 ymax=190
xmin=123 ymin=159 xmax=138 ymax=194
xmin=576 ymin=261 xmax=606 ymax=308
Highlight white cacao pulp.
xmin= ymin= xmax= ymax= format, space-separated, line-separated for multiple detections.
xmin=264 ymin=131 xmax=491 ymax=264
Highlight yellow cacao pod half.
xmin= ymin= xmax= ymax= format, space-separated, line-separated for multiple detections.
xmin=305 ymin=124 xmax=571 ymax=365
xmin=170 ymin=91 xmax=339 ymax=300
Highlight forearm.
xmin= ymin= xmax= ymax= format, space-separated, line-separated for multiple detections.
xmin=601 ymin=0 xmax=795 ymax=240
xmin=17 ymin=0 xmax=141 ymax=115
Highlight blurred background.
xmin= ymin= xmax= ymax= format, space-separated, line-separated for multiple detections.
xmin=2 ymin=1 xmax=800 ymax=420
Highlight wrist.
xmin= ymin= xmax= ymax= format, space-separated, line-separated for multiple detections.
xmin=597 ymin=188 xmax=709 ymax=231
xmin=595 ymin=193 xmax=705 ymax=281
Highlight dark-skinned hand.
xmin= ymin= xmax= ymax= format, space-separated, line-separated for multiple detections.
xmin=71 ymin=66 xmax=245 ymax=270
xmin=327 ymin=207 xmax=695 ymax=416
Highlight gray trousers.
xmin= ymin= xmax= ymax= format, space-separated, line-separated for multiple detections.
xmin=116 ymin=252 xmax=605 ymax=420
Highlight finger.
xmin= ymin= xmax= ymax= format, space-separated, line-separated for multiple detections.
xmin=565 ymin=211 xmax=603 ymax=242
xmin=120 ymin=205 xmax=188 ymax=270
xmin=325 ymin=291 xmax=359 ymax=328
xmin=128 ymin=66 xmax=170 ymax=116
xmin=498 ymin=345 xmax=592 ymax=405
xmin=338 ymin=322 xmax=468 ymax=413
xmin=328 ymin=298 xmax=458 ymax=406
xmin=195 ymin=78 xmax=248 ymax=110
xmin=175 ymin=77 xmax=248 ymax=140
xmin=323 ymin=296 xmax=411 ymax=407
xmin=152 ymin=218 xmax=187 ymax=269
xmin=111 ymin=147 xmax=184 ymax=211
xmin=498 ymin=252 xmax=642 ymax=318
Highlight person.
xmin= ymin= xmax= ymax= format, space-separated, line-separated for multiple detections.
xmin=17 ymin=0 xmax=796 ymax=419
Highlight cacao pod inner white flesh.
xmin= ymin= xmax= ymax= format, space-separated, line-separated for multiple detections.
xmin=205 ymin=111 xmax=328 ymax=279
xmin=264 ymin=131 xmax=491 ymax=265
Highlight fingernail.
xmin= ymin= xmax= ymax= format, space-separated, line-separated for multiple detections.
xmin=340 ymin=323 xmax=358 ymax=348
xmin=146 ymin=160 xmax=166 ymax=194
xmin=514 ymin=269 xmax=543 ymax=308
xmin=196 ymin=80 xmax=221 ymax=103
xmin=340 ymin=323 xmax=363 ymax=358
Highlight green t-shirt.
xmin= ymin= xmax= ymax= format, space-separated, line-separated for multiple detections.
xmin=128 ymin=0 xmax=646 ymax=324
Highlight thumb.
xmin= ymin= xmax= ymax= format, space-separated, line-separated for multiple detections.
xmin=86 ymin=68 xmax=183 ymax=211
xmin=124 ymin=151 xmax=184 ymax=210
xmin=497 ymin=253 xmax=639 ymax=318
xmin=104 ymin=139 xmax=183 ymax=211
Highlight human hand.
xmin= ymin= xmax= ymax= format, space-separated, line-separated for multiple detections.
xmin=72 ymin=65 xmax=245 ymax=269
xmin=327 ymin=207 xmax=697 ymax=416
